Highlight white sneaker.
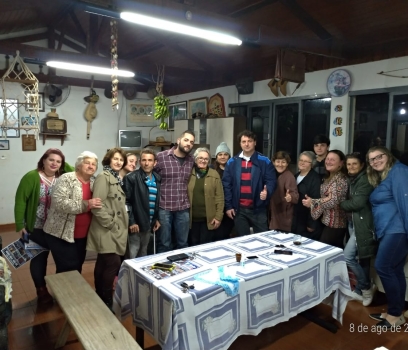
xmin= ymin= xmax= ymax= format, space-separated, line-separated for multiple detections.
xmin=350 ymin=290 xmax=363 ymax=302
xmin=362 ymin=284 xmax=377 ymax=306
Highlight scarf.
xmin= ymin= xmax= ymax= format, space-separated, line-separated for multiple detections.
xmin=194 ymin=164 xmax=209 ymax=179
xmin=103 ymin=165 xmax=123 ymax=186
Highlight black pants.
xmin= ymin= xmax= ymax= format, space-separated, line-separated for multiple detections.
xmin=213 ymin=215 xmax=235 ymax=241
xmin=320 ymin=226 xmax=347 ymax=249
xmin=189 ymin=221 xmax=213 ymax=247
xmin=44 ymin=234 xmax=87 ymax=274
xmin=29 ymin=229 xmax=51 ymax=288
xmin=94 ymin=253 xmax=121 ymax=293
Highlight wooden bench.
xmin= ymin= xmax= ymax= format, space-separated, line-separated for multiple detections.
xmin=45 ymin=270 xmax=141 ymax=350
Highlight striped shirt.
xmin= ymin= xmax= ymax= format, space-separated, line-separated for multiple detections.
xmin=155 ymin=147 xmax=194 ymax=211
xmin=145 ymin=175 xmax=157 ymax=223
xmin=240 ymin=158 xmax=253 ymax=207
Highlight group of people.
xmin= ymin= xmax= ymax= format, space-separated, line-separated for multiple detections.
xmin=14 ymin=129 xmax=408 ymax=330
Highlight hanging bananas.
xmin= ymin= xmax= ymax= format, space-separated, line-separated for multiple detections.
xmin=154 ymin=94 xmax=170 ymax=130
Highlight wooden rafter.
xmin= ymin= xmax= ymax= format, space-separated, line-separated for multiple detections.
xmin=227 ymin=0 xmax=279 ymax=18
xmin=68 ymin=9 xmax=87 ymax=44
xmin=122 ymin=43 xmax=165 ymax=60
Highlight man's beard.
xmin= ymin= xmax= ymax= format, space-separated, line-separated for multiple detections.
xmin=178 ymin=143 xmax=191 ymax=155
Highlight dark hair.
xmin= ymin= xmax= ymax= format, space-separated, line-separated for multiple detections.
xmin=272 ymin=151 xmax=291 ymax=163
xmin=313 ymin=134 xmax=330 ymax=146
xmin=102 ymin=147 xmax=127 ymax=169
xmin=140 ymin=148 xmax=157 ymax=161
xmin=179 ymin=130 xmax=195 ymax=139
xmin=346 ymin=152 xmax=365 ymax=165
xmin=324 ymin=150 xmax=347 ymax=180
xmin=237 ymin=130 xmax=257 ymax=142
xmin=37 ymin=148 xmax=66 ymax=177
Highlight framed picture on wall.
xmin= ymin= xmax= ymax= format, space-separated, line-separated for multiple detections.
xmin=26 ymin=92 xmax=45 ymax=112
xmin=208 ymin=93 xmax=226 ymax=117
xmin=188 ymin=97 xmax=208 ymax=119
xmin=167 ymin=101 xmax=187 ymax=131
xmin=0 ymin=139 xmax=10 ymax=150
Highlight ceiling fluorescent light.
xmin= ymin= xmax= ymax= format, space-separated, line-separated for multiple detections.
xmin=120 ymin=12 xmax=242 ymax=46
xmin=46 ymin=61 xmax=135 ymax=77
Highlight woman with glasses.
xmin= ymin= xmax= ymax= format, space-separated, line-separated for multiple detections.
xmin=269 ymin=151 xmax=299 ymax=232
xmin=302 ymin=150 xmax=348 ymax=248
xmin=366 ymin=146 xmax=408 ymax=328
xmin=339 ymin=152 xmax=377 ymax=306
xmin=291 ymin=151 xmax=321 ymax=240
xmin=187 ymin=147 xmax=224 ymax=246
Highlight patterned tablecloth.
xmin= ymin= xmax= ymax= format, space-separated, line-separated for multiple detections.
xmin=114 ymin=231 xmax=352 ymax=350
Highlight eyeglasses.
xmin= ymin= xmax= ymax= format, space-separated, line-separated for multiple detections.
xmin=197 ymin=157 xmax=209 ymax=162
xmin=298 ymin=159 xmax=312 ymax=164
xmin=368 ymin=153 xmax=385 ymax=164
xmin=275 ymin=244 xmax=285 ymax=248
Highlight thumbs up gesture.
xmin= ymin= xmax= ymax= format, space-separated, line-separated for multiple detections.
xmin=284 ymin=189 xmax=292 ymax=202
xmin=260 ymin=185 xmax=267 ymax=200
xmin=302 ymin=194 xmax=312 ymax=208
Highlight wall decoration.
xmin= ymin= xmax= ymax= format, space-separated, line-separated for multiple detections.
xmin=334 ymin=105 xmax=343 ymax=112
xmin=333 ymin=117 xmax=343 ymax=125
xmin=26 ymin=93 xmax=44 ymax=112
xmin=0 ymin=99 xmax=19 ymax=138
xmin=327 ymin=69 xmax=351 ymax=97
xmin=22 ymin=134 xmax=36 ymax=151
xmin=0 ymin=139 xmax=10 ymax=150
xmin=167 ymin=101 xmax=187 ymax=131
xmin=332 ymin=127 xmax=343 ymax=136
xmin=208 ymin=93 xmax=226 ymax=117
xmin=188 ymin=97 xmax=208 ymax=119
xmin=126 ymin=99 xmax=156 ymax=127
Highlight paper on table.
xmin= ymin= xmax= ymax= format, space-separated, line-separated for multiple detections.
xmin=302 ymin=241 xmax=328 ymax=250
xmin=236 ymin=241 xmax=270 ymax=250
xmin=270 ymin=253 xmax=306 ymax=262
xmin=271 ymin=233 xmax=294 ymax=240
xmin=200 ymin=249 xmax=230 ymax=259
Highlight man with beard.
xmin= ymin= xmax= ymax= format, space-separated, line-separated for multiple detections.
xmin=155 ymin=130 xmax=195 ymax=252
xmin=123 ymin=149 xmax=161 ymax=258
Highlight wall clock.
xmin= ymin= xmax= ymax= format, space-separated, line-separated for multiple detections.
xmin=327 ymin=69 xmax=351 ymax=97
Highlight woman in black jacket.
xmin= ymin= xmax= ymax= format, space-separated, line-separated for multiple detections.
xmin=291 ymin=151 xmax=321 ymax=240
xmin=340 ymin=152 xmax=377 ymax=306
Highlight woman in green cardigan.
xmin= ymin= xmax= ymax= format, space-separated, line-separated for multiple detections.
xmin=14 ymin=148 xmax=72 ymax=304
xmin=340 ymin=152 xmax=378 ymax=306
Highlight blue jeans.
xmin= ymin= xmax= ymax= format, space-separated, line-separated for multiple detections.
xmin=157 ymin=209 xmax=189 ymax=253
xmin=375 ymin=233 xmax=408 ymax=317
xmin=344 ymin=222 xmax=370 ymax=293
xmin=234 ymin=207 xmax=268 ymax=237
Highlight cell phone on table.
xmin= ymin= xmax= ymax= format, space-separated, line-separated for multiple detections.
xmin=151 ymin=262 xmax=175 ymax=271
xmin=274 ymin=249 xmax=293 ymax=255
xmin=246 ymin=255 xmax=258 ymax=259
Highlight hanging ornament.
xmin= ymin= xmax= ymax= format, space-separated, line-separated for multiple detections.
xmin=111 ymin=20 xmax=119 ymax=110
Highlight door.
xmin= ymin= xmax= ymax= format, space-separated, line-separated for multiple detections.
xmin=248 ymin=105 xmax=272 ymax=157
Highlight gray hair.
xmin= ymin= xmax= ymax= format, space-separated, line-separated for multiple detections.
xmin=193 ymin=147 xmax=211 ymax=160
xmin=299 ymin=151 xmax=317 ymax=168
xmin=75 ymin=151 xmax=98 ymax=171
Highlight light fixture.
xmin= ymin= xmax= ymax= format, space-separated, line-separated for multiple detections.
xmin=46 ymin=61 xmax=135 ymax=77
xmin=120 ymin=12 xmax=242 ymax=46
xmin=400 ymin=108 xmax=406 ymax=115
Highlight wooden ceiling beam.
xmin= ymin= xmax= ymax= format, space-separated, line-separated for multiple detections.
xmin=227 ymin=0 xmax=279 ymax=18
xmin=0 ymin=32 xmax=49 ymax=45
xmin=278 ymin=0 xmax=332 ymax=41
xmin=68 ymin=9 xmax=87 ymax=44
xmin=121 ymin=42 xmax=165 ymax=59
xmin=0 ymin=41 xmax=227 ymax=82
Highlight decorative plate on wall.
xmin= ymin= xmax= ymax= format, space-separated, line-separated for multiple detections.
xmin=327 ymin=69 xmax=351 ymax=97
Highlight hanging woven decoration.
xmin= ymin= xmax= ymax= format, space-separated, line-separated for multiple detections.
xmin=153 ymin=65 xmax=170 ymax=130
xmin=111 ymin=20 xmax=119 ymax=110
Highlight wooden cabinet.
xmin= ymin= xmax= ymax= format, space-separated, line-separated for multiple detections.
xmin=174 ymin=116 xmax=246 ymax=157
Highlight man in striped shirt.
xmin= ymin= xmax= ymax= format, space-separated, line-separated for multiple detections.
xmin=123 ymin=149 xmax=161 ymax=258
xmin=155 ymin=130 xmax=195 ymax=252
xmin=223 ymin=130 xmax=277 ymax=236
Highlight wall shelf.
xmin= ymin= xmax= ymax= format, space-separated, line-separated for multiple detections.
xmin=40 ymin=133 xmax=69 ymax=146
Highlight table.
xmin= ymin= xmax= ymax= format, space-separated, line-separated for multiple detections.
xmin=114 ymin=231 xmax=352 ymax=350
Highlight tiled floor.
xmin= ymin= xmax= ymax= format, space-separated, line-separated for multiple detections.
xmin=2 ymin=227 xmax=408 ymax=350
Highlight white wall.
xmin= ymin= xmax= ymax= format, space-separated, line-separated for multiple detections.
xmin=168 ymin=56 xmax=408 ymax=151
xmin=1 ymin=55 xmax=408 ymax=225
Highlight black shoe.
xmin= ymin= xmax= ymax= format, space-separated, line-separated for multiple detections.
xmin=369 ymin=313 xmax=384 ymax=321
xmin=376 ymin=316 xmax=406 ymax=329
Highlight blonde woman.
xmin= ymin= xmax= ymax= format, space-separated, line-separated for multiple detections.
xmin=366 ymin=146 xmax=408 ymax=328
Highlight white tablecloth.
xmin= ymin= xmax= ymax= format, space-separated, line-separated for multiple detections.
xmin=114 ymin=231 xmax=352 ymax=350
